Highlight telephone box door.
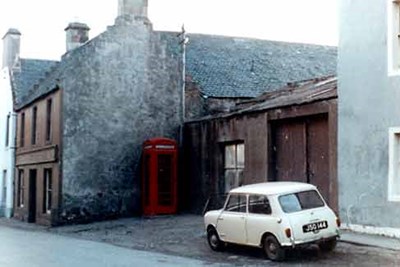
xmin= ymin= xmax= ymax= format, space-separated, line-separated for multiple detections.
xmin=142 ymin=138 xmax=177 ymax=215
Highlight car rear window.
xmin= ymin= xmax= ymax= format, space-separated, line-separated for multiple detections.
xmin=278 ymin=190 xmax=325 ymax=213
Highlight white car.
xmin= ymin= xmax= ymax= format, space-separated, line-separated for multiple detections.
xmin=204 ymin=182 xmax=340 ymax=261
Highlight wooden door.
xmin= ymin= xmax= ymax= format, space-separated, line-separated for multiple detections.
xmin=271 ymin=115 xmax=330 ymax=203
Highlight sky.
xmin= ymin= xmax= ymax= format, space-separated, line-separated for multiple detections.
xmin=0 ymin=0 xmax=337 ymax=62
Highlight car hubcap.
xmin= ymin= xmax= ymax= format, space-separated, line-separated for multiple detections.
xmin=210 ymin=234 xmax=218 ymax=248
xmin=268 ymin=241 xmax=277 ymax=255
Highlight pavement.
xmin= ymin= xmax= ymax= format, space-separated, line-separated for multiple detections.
xmin=340 ymin=229 xmax=400 ymax=251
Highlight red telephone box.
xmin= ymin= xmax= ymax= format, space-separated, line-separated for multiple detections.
xmin=142 ymin=138 xmax=178 ymax=216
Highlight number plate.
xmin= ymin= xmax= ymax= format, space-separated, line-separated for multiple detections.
xmin=303 ymin=221 xmax=328 ymax=233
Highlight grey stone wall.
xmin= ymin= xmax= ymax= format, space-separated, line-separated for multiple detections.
xmin=338 ymin=0 xmax=400 ymax=228
xmin=60 ymin=19 xmax=182 ymax=223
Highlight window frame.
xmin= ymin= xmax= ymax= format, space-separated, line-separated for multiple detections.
xmin=17 ymin=169 xmax=24 ymax=207
xmin=43 ymin=168 xmax=52 ymax=214
xmin=388 ymin=0 xmax=400 ymax=75
xmin=248 ymin=194 xmax=272 ymax=215
xmin=20 ymin=113 xmax=25 ymax=147
xmin=45 ymin=98 xmax=52 ymax=142
xmin=31 ymin=106 xmax=38 ymax=145
xmin=223 ymin=142 xmax=245 ymax=193
xmin=388 ymin=127 xmax=400 ymax=201
xmin=224 ymin=193 xmax=247 ymax=213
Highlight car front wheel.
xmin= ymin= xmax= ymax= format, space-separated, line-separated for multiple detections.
xmin=207 ymin=228 xmax=224 ymax=251
xmin=263 ymin=235 xmax=285 ymax=261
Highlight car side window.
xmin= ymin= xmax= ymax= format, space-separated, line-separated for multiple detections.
xmin=225 ymin=194 xmax=247 ymax=213
xmin=248 ymin=194 xmax=272 ymax=215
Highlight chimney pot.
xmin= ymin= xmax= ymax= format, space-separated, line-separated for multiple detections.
xmin=118 ymin=0 xmax=148 ymax=19
xmin=2 ymin=28 xmax=21 ymax=69
xmin=65 ymin=22 xmax=90 ymax=52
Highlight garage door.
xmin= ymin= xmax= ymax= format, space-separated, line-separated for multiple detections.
xmin=271 ymin=115 xmax=330 ymax=204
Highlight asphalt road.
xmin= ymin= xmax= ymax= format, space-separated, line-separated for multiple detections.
xmin=0 ymin=226 xmax=219 ymax=267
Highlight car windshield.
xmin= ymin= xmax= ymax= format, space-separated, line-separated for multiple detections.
xmin=278 ymin=190 xmax=325 ymax=213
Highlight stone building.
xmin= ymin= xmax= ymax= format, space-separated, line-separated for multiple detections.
xmin=10 ymin=0 xmax=183 ymax=225
xmin=4 ymin=0 xmax=338 ymax=225
xmin=338 ymin=0 xmax=400 ymax=237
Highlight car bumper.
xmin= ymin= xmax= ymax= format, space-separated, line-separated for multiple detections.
xmin=281 ymin=233 xmax=340 ymax=248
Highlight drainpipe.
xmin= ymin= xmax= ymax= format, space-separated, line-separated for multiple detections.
xmin=8 ymin=112 xmax=17 ymax=218
xmin=178 ymin=25 xmax=188 ymax=145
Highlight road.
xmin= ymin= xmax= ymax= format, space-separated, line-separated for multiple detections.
xmin=1 ymin=216 xmax=400 ymax=266
xmin=0 ymin=226 xmax=218 ymax=267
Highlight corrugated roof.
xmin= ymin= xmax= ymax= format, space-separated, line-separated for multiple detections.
xmin=186 ymin=76 xmax=337 ymax=123
xmin=184 ymin=34 xmax=337 ymax=98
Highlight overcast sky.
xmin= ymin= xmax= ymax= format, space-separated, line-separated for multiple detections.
xmin=0 ymin=0 xmax=337 ymax=62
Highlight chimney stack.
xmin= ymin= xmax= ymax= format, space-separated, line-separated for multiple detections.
xmin=2 ymin=28 xmax=21 ymax=69
xmin=118 ymin=0 xmax=148 ymax=19
xmin=64 ymin=22 xmax=90 ymax=52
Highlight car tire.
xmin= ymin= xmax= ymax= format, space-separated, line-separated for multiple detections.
xmin=207 ymin=228 xmax=224 ymax=251
xmin=263 ymin=235 xmax=285 ymax=261
xmin=319 ymin=239 xmax=337 ymax=252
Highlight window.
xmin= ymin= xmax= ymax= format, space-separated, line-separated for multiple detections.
xmin=2 ymin=170 xmax=6 ymax=204
xmin=279 ymin=190 xmax=324 ymax=213
xmin=43 ymin=168 xmax=52 ymax=214
xmin=20 ymin=113 xmax=25 ymax=147
xmin=388 ymin=127 xmax=400 ymax=201
xmin=388 ymin=0 xmax=400 ymax=73
xmin=248 ymin=195 xmax=272 ymax=215
xmin=225 ymin=194 xmax=247 ymax=212
xmin=17 ymin=169 xmax=24 ymax=207
xmin=31 ymin=106 xmax=37 ymax=145
xmin=46 ymin=99 xmax=52 ymax=141
xmin=224 ymin=143 xmax=245 ymax=193
xmin=5 ymin=114 xmax=10 ymax=147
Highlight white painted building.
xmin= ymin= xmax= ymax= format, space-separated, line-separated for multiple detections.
xmin=0 ymin=29 xmax=19 ymax=218
xmin=338 ymin=0 xmax=400 ymax=237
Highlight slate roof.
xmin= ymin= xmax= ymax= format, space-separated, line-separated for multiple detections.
xmin=12 ymin=32 xmax=337 ymax=109
xmin=11 ymin=58 xmax=59 ymax=109
xmin=183 ymin=34 xmax=337 ymax=98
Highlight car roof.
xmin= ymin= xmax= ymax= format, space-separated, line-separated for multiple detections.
xmin=229 ymin=182 xmax=317 ymax=195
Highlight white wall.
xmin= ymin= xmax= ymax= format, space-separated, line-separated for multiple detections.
xmin=0 ymin=67 xmax=16 ymax=218
xmin=338 ymin=0 xmax=400 ymax=233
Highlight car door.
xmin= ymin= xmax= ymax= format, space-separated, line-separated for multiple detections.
xmin=216 ymin=193 xmax=247 ymax=244
xmin=246 ymin=194 xmax=280 ymax=246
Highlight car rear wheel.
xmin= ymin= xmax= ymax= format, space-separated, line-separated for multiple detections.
xmin=319 ymin=239 xmax=337 ymax=252
xmin=207 ymin=228 xmax=224 ymax=251
xmin=263 ymin=235 xmax=285 ymax=261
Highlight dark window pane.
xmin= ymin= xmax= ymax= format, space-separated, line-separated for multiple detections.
xmin=46 ymin=99 xmax=52 ymax=141
xmin=225 ymin=194 xmax=246 ymax=212
xmin=20 ymin=113 xmax=25 ymax=147
xmin=31 ymin=107 xmax=37 ymax=145
xmin=249 ymin=195 xmax=272 ymax=215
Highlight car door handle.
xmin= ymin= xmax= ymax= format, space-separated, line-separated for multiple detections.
xmin=217 ymin=217 xmax=224 ymax=221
